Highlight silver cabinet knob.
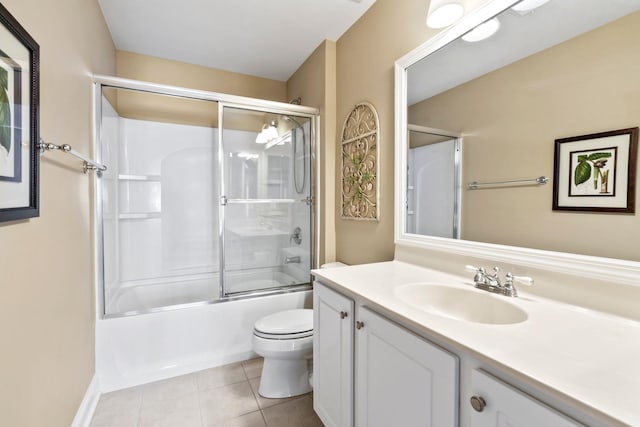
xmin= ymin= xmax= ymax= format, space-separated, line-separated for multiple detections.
xmin=340 ymin=311 xmax=348 ymax=319
xmin=470 ymin=396 xmax=486 ymax=412
xmin=356 ymin=321 xmax=365 ymax=330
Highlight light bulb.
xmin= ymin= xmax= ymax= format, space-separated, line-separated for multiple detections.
xmin=462 ymin=17 xmax=500 ymax=42
xmin=426 ymin=1 xmax=464 ymax=29
xmin=256 ymin=125 xmax=269 ymax=144
xmin=264 ymin=123 xmax=279 ymax=141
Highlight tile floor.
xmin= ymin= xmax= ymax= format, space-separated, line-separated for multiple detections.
xmin=90 ymin=358 xmax=324 ymax=427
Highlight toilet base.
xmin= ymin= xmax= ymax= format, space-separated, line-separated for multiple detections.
xmin=258 ymin=358 xmax=312 ymax=398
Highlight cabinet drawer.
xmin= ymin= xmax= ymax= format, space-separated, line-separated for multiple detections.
xmin=470 ymin=369 xmax=583 ymax=427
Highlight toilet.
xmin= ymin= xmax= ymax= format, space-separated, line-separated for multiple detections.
xmin=252 ymin=262 xmax=347 ymax=398
xmin=252 ymin=308 xmax=314 ymax=398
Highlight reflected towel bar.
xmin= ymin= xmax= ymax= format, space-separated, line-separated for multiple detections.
xmin=468 ymin=176 xmax=548 ymax=190
xmin=38 ymin=139 xmax=107 ymax=176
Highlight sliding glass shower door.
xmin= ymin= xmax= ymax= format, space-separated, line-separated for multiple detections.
xmin=219 ymin=105 xmax=313 ymax=296
xmin=97 ymin=82 xmax=316 ymax=317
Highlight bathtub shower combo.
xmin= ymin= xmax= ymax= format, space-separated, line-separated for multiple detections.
xmin=93 ymin=77 xmax=318 ymax=390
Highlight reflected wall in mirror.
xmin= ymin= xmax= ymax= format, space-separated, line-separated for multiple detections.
xmin=404 ymin=0 xmax=640 ymax=261
xmin=406 ymin=125 xmax=461 ymax=238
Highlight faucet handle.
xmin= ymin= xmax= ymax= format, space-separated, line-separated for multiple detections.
xmin=466 ymin=265 xmax=487 ymax=286
xmin=465 ymin=265 xmax=484 ymax=273
xmin=503 ymin=272 xmax=533 ymax=297
xmin=505 ymin=273 xmax=533 ymax=286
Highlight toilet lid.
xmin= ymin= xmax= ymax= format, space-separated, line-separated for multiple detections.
xmin=254 ymin=309 xmax=313 ymax=336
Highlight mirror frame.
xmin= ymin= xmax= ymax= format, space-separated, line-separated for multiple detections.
xmin=394 ymin=0 xmax=640 ymax=286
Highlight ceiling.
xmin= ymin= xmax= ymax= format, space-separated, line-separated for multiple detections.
xmin=407 ymin=0 xmax=640 ymax=105
xmin=98 ymin=0 xmax=377 ymax=81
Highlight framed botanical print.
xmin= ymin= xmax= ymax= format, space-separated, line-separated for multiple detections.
xmin=553 ymin=128 xmax=638 ymax=213
xmin=0 ymin=3 xmax=39 ymax=222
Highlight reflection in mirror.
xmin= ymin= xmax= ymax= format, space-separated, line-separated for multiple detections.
xmin=406 ymin=125 xmax=461 ymax=238
xmin=221 ymin=107 xmax=311 ymax=200
xmin=404 ymin=0 xmax=640 ymax=261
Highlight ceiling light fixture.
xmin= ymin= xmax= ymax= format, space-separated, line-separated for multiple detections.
xmin=462 ymin=17 xmax=500 ymax=42
xmin=426 ymin=0 xmax=465 ymax=29
xmin=255 ymin=120 xmax=279 ymax=144
xmin=511 ymin=0 xmax=551 ymax=13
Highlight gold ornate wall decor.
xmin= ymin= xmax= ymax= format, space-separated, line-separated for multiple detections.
xmin=341 ymin=102 xmax=380 ymax=221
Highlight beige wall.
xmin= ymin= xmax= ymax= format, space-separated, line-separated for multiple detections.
xmin=117 ymin=51 xmax=287 ymax=102
xmin=115 ymin=51 xmax=289 ymax=129
xmin=287 ymin=41 xmax=337 ymax=265
xmin=408 ymin=11 xmax=640 ymax=261
xmin=0 ymin=1 xmax=115 ymax=426
xmin=334 ymin=0 xmax=442 ymax=265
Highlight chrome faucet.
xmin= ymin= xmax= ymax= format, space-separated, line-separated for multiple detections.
xmin=465 ymin=265 xmax=533 ymax=297
xmin=285 ymin=256 xmax=301 ymax=264
xmin=484 ymin=266 xmax=502 ymax=288
xmin=290 ymin=227 xmax=302 ymax=245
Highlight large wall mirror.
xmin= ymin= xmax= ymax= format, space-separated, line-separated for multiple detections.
xmin=395 ymin=0 xmax=640 ymax=283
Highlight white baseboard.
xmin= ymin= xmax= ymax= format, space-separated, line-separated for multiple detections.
xmin=70 ymin=375 xmax=101 ymax=427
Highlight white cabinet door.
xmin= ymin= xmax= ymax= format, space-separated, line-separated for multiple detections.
xmin=313 ymin=282 xmax=355 ymax=427
xmin=470 ymin=370 xmax=583 ymax=427
xmin=355 ymin=307 xmax=459 ymax=427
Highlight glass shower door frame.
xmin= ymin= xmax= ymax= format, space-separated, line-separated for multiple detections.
xmin=93 ymin=75 xmax=319 ymax=318
xmin=217 ymin=101 xmax=318 ymax=299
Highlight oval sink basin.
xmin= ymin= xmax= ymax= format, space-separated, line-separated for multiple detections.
xmin=394 ymin=283 xmax=528 ymax=325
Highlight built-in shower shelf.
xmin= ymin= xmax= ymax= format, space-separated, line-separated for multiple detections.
xmin=118 ymin=174 xmax=161 ymax=181
xmin=226 ymin=225 xmax=289 ymax=237
xmin=119 ymin=212 xmax=161 ymax=220
xmin=259 ymin=211 xmax=286 ymax=218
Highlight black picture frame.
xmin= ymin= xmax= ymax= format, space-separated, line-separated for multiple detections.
xmin=0 ymin=3 xmax=39 ymax=222
xmin=552 ymin=128 xmax=638 ymax=213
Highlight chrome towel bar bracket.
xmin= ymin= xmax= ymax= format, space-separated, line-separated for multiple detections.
xmin=38 ymin=139 xmax=107 ymax=176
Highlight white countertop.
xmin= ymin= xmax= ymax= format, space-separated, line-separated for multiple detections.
xmin=312 ymin=260 xmax=640 ymax=427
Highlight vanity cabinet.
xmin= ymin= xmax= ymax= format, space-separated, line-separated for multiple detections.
xmin=314 ymin=281 xmax=587 ymax=427
xmin=469 ymin=370 xmax=582 ymax=427
xmin=313 ymin=282 xmax=354 ymax=427
xmin=313 ymin=282 xmax=458 ymax=427
xmin=355 ymin=306 xmax=458 ymax=427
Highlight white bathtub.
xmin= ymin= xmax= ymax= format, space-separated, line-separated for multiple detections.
xmin=96 ymin=288 xmax=312 ymax=391
xmin=108 ymin=278 xmax=218 ymax=314
xmin=108 ymin=270 xmax=300 ymax=315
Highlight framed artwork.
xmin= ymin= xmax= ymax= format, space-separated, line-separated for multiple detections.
xmin=0 ymin=3 xmax=39 ymax=222
xmin=553 ymin=127 xmax=638 ymax=213
xmin=341 ymin=102 xmax=379 ymax=221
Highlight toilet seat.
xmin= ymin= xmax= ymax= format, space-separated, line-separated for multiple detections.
xmin=253 ymin=309 xmax=313 ymax=340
